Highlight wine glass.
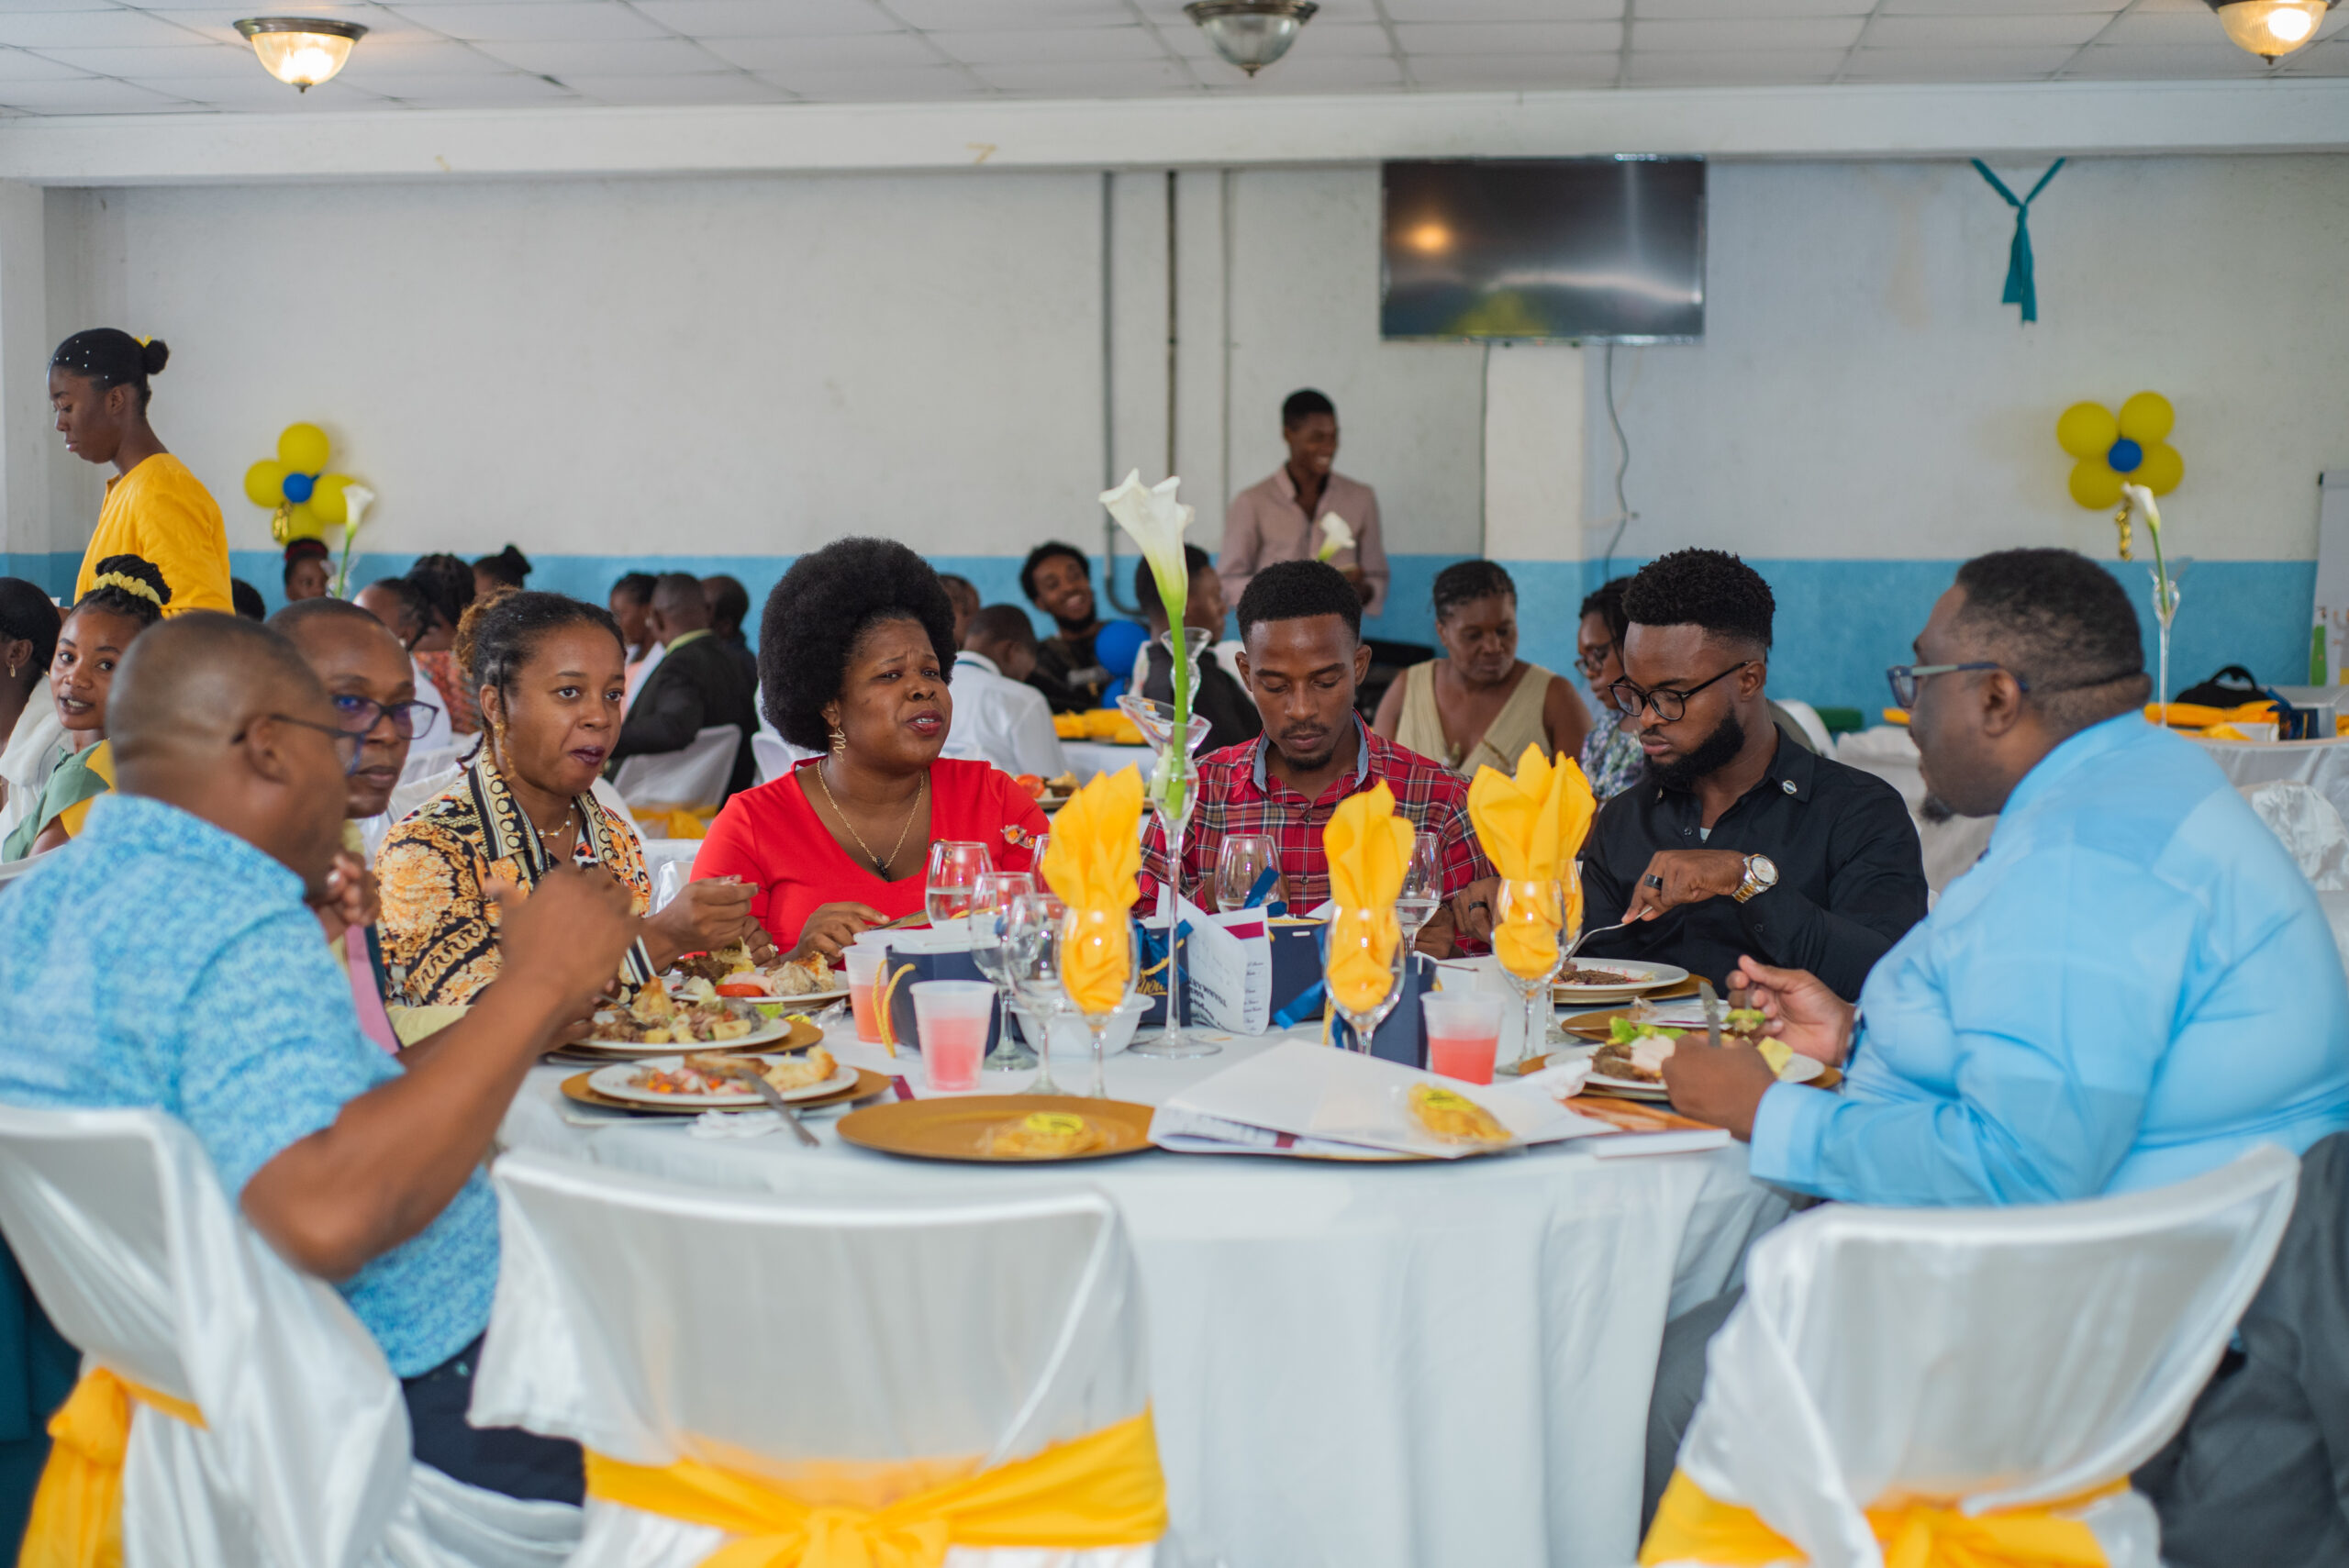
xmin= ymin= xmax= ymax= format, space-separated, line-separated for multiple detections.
xmin=968 ymin=871 xmax=1036 ymax=1072
xmin=1004 ymin=890 xmax=1070 ymax=1097
xmin=1215 ymin=832 xmax=1278 ymax=913
xmin=925 ymin=840 xmax=993 ymax=926
xmin=1059 ymin=905 xmax=1141 ymax=1098
xmin=1324 ymin=907 xmax=1408 ymax=1053
xmin=1494 ymin=878 xmax=1568 ymax=1069
xmin=1395 ymin=832 xmax=1442 ymax=955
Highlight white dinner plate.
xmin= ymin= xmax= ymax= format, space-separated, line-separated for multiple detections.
xmin=1586 ymin=1044 xmax=1821 ymax=1101
xmin=573 ymin=1002 xmax=796 ymax=1057
xmin=587 ymin=1054 xmax=858 ymax=1107
xmin=1553 ymin=961 xmax=1689 ymax=1003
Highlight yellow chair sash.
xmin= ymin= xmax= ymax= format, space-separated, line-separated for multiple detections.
xmin=632 ymin=806 xmax=713 ymax=840
xmin=586 ymin=1407 xmax=1167 ymax=1568
xmin=1641 ymin=1468 xmax=2125 ymax=1568
xmin=20 ymin=1367 xmax=205 ymax=1568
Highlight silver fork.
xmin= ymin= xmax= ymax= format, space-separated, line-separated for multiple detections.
xmin=708 ymin=1060 xmax=822 ymax=1149
xmin=1562 ymin=918 xmax=1633 ymax=961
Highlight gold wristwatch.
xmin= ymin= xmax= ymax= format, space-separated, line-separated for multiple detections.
xmin=1731 ymin=853 xmax=1778 ymax=904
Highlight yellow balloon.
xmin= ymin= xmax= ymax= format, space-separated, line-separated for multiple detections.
xmin=276 ymin=422 xmax=331 ymax=474
xmin=308 ymin=473 xmax=351 ymax=527
xmin=2070 ymin=458 xmax=2124 ymax=510
xmin=2055 ymin=402 xmax=2118 ymax=460
xmin=243 ymin=460 xmax=290 ymax=508
xmin=2134 ymin=442 xmax=2184 ymax=495
xmin=2117 ymin=391 xmax=2174 ymax=445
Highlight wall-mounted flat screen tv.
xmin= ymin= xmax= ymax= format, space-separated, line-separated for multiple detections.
xmin=1381 ymin=157 xmax=1706 ymax=343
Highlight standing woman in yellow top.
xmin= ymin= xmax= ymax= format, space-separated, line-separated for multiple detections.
xmin=50 ymin=329 xmax=231 ymax=618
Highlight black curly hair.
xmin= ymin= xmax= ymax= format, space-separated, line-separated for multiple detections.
xmin=1579 ymin=575 xmax=1632 ymax=647
xmin=74 ymin=553 xmax=171 ymax=632
xmin=473 ymin=544 xmax=532 ymax=590
xmin=1235 ymin=558 xmax=1362 ymax=644
xmin=407 ymin=552 xmax=476 ymax=634
xmin=0 ymin=578 xmax=61 ymax=695
xmin=453 ymin=590 xmax=626 ymax=733
xmin=50 ymin=329 xmax=168 ymax=412
xmin=1953 ymin=548 xmax=2148 ymax=731
xmin=760 ymin=538 xmax=956 ymax=751
xmin=1133 ymin=544 xmax=1211 ymax=622
xmin=1431 ymin=560 xmax=1516 ymax=622
xmin=1623 ymin=549 xmax=1774 ymax=651
xmin=1018 ymin=541 xmax=1088 ymax=605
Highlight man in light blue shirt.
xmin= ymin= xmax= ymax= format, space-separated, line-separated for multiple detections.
xmin=1644 ymin=549 xmax=2349 ymax=1522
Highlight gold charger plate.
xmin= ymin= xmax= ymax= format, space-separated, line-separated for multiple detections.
xmin=835 ymin=1095 xmax=1154 ymax=1163
xmin=560 ymin=1064 xmax=890 ymax=1117
xmin=1554 ymin=974 xmax=1698 ymax=1009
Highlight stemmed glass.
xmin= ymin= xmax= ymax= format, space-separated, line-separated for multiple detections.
xmin=1324 ymin=908 xmax=1408 ymax=1053
xmin=1215 ymin=832 xmax=1279 ymax=913
xmin=968 ymin=871 xmax=1036 ymax=1072
xmin=1059 ymin=906 xmax=1141 ymax=1097
xmin=1494 ymin=876 xmax=1575 ymax=1068
xmin=1003 ymin=891 xmax=1070 ymax=1096
xmin=1395 ymin=832 xmax=1442 ymax=955
xmin=925 ymin=840 xmax=993 ymax=926
xmin=1119 ymin=646 xmax=1216 ymax=1058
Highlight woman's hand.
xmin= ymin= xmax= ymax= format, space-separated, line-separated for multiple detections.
xmin=790 ymin=901 xmax=886 ymax=963
xmin=641 ymin=878 xmax=758 ymax=971
xmin=1728 ymin=955 xmax=1854 ymax=1067
xmin=311 ymin=851 xmax=379 ymax=946
xmin=492 ymin=865 xmax=640 ymax=1021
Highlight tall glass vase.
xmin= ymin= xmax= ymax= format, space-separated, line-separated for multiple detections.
xmin=2149 ymin=558 xmax=2188 ymax=723
xmin=1119 ymin=628 xmax=1218 ymax=1059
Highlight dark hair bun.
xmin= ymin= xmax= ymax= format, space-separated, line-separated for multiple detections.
xmin=140 ymin=339 xmax=169 ymax=376
xmin=92 ymin=552 xmax=170 ymax=606
xmin=78 ymin=551 xmax=171 ymax=631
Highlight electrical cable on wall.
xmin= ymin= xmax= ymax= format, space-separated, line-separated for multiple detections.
xmin=1598 ymin=340 xmax=1638 ymax=581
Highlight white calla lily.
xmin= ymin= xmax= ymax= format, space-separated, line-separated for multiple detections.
xmin=1315 ymin=511 xmax=1355 ymax=562
xmin=1100 ymin=470 xmax=1194 ymax=623
xmin=330 ymin=484 xmax=377 ymax=600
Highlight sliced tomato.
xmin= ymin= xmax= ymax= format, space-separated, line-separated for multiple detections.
xmin=716 ymin=981 xmax=769 ymax=997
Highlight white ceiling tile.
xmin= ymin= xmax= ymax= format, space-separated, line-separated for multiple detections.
xmin=0 ymin=0 xmax=119 ymax=12
xmin=1382 ymin=0 xmax=1620 ymax=18
xmin=1211 ymin=51 xmax=1400 ymax=87
xmin=629 ymin=0 xmax=895 ymax=36
xmin=1841 ymin=44 xmax=2081 ymax=78
xmin=1876 ymin=0 xmax=2121 ymax=11
xmin=335 ymin=40 xmax=516 ymax=77
xmin=563 ymin=71 xmax=788 ymax=103
xmin=1623 ymin=47 xmax=1845 ymax=82
xmin=473 ymin=37 xmax=723 ymax=73
xmin=1634 ymin=0 xmax=1865 ymax=16
xmin=385 ymin=3 xmax=669 ymax=43
xmin=2095 ymin=10 xmax=2262 ymax=44
xmin=0 ymin=46 xmax=90 ymax=77
xmin=970 ymin=56 xmax=1193 ymax=91
xmin=700 ymin=31 xmax=937 ymax=70
xmin=1631 ymin=17 xmax=1865 ymax=51
xmin=1394 ymin=20 xmax=1621 ymax=54
xmin=0 ymin=74 xmax=187 ymax=106
xmin=1164 ymin=21 xmax=1394 ymax=57
xmin=36 ymin=41 xmax=253 ymax=75
xmin=1134 ymin=0 xmax=1380 ymax=22
xmin=1862 ymin=12 xmax=2111 ymax=48
xmin=2279 ymin=38 xmax=2349 ymax=72
xmin=2061 ymin=42 xmax=2268 ymax=76
xmin=0 ymin=9 xmax=206 ymax=47
xmin=922 ymin=26 xmax=1166 ymax=64
xmin=1406 ymin=52 xmax=1620 ymax=87
xmin=887 ymin=0 xmax=1135 ymax=28
xmin=365 ymin=70 xmax=575 ymax=101
xmin=134 ymin=72 xmax=391 ymax=106
xmin=166 ymin=15 xmax=440 ymax=49
xmin=756 ymin=63 xmax=978 ymax=97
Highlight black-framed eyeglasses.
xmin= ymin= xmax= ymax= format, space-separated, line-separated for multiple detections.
xmin=1574 ymin=644 xmax=1615 ymax=680
xmin=328 ymin=694 xmax=441 ymax=740
xmin=1886 ymin=662 xmax=2017 ymax=708
xmin=239 ymin=712 xmax=364 ymax=774
xmin=1607 ymin=660 xmax=1754 ymax=722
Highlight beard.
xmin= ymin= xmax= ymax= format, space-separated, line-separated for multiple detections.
xmin=1651 ymin=708 xmax=1747 ymax=792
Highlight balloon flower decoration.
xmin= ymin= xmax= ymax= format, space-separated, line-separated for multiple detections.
xmin=244 ymin=423 xmax=375 ymax=598
xmin=2056 ymin=394 xmax=2186 ymax=720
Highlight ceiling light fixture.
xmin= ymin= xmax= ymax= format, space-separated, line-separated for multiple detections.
xmin=2203 ymin=0 xmax=2334 ymax=61
xmin=232 ymin=17 xmax=367 ymax=92
xmin=1184 ymin=1 xmax=1319 ymax=77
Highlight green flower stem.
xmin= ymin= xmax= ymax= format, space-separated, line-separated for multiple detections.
xmin=1163 ymin=573 xmax=1192 ymax=821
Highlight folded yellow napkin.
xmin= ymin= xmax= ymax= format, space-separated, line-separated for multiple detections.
xmin=2148 ymin=699 xmax=2277 ymax=729
xmin=1323 ymin=783 xmax=1413 ymax=1016
xmin=1467 ymin=744 xmax=1597 ymax=979
xmin=1041 ymin=766 xmax=1144 ymax=1018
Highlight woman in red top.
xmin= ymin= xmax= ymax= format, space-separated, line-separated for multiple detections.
xmin=694 ymin=538 xmax=1048 ymax=959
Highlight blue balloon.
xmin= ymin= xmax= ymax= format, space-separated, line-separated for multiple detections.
xmin=281 ymin=470 xmax=315 ymax=503
xmin=1092 ymin=619 xmax=1149 ymax=687
xmin=2106 ymin=438 xmax=2143 ymax=474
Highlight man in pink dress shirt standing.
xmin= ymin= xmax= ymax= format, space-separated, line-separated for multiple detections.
xmin=1218 ymin=388 xmax=1390 ymax=617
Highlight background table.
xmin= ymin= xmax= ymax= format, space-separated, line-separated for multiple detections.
xmin=1061 ymin=740 xmax=1155 ymax=784
xmin=501 ymin=1020 xmax=1790 ymax=1568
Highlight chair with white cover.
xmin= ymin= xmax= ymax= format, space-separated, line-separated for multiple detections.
xmin=610 ymin=724 xmax=740 ymax=814
xmin=474 ymin=1150 xmax=1169 ymax=1566
xmin=1645 ymin=1145 xmax=2300 ymax=1568
xmin=0 ymin=1104 xmax=579 ymax=1568
xmin=751 ymin=728 xmax=815 ymax=788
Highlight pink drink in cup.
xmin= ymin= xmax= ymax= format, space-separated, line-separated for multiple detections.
xmin=910 ymin=980 xmax=996 ymax=1092
xmin=844 ymin=947 xmax=885 ymax=1045
xmin=1421 ymin=992 xmax=1505 ymax=1085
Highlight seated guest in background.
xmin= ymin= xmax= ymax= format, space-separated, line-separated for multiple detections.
xmin=1134 ymin=544 xmax=1259 ymax=755
xmin=473 ymin=542 xmax=531 ymax=602
xmin=1644 ymin=549 xmax=2349 ymax=1526
xmin=1577 ymin=549 xmax=1924 ymax=1001
xmin=378 ymin=590 xmax=759 ymax=1006
xmin=0 ymin=609 xmax=639 ymax=1509
xmin=1019 ymin=541 xmax=1113 ymax=714
xmin=1140 ymin=560 xmax=1494 ymax=954
xmin=696 ymin=539 xmax=1047 ymax=961
xmin=282 ymin=538 xmax=331 ymax=603
xmin=610 ymin=570 xmax=659 ymax=707
xmin=1219 ymin=388 xmax=1389 ymax=615
xmin=944 ymin=605 xmax=1068 ymax=780
xmin=5 ymin=556 xmax=170 ymax=860
xmin=938 ymin=572 xmax=979 ymax=651
xmin=1575 ymin=577 xmax=1645 ymax=802
xmin=406 ymin=553 xmax=479 ymax=733
xmin=351 ymin=575 xmax=456 ymax=757
xmin=608 ymin=573 xmax=758 ymax=806
xmin=700 ymin=572 xmax=759 ymax=686
xmin=0 ymin=581 xmax=63 ymax=850
xmin=1375 ymin=560 xmax=1587 ymax=776
xmin=229 ymin=579 xmax=267 ymax=621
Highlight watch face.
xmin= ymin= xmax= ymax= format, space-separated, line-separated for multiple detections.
xmin=1749 ymin=855 xmax=1778 ymax=888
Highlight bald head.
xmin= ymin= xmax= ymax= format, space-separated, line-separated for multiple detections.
xmin=113 ymin=613 xmax=326 ymax=771
xmin=647 ymin=572 xmax=711 ymax=645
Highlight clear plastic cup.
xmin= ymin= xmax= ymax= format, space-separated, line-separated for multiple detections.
xmin=844 ymin=946 xmax=887 ymax=1045
xmin=1421 ymin=992 xmax=1506 ymax=1085
xmin=910 ymin=980 xmax=995 ymax=1092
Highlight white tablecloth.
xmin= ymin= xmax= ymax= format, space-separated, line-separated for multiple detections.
xmin=2195 ymin=735 xmax=2349 ymax=828
xmin=1062 ymin=740 xmax=1155 ymax=784
xmin=499 ymin=1018 xmax=1790 ymax=1568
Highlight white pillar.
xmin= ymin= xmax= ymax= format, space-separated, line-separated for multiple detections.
xmin=0 ymin=181 xmax=47 ymax=570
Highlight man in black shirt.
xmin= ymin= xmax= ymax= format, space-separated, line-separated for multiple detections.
xmin=1133 ymin=544 xmax=1261 ymax=755
xmin=1019 ymin=541 xmax=1113 ymax=714
xmin=609 ymin=573 xmax=759 ymax=805
xmin=1575 ymin=550 xmax=1924 ymax=1000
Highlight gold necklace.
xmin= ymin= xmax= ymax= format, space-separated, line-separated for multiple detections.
xmin=818 ymin=761 xmax=927 ymax=877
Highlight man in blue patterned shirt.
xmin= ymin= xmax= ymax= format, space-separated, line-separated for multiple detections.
xmin=0 ymin=613 xmax=634 ymax=1504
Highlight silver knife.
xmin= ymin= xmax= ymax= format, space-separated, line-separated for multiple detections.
xmin=709 ymin=1060 xmax=823 ymax=1149
xmin=1698 ymin=978 xmax=1724 ymax=1051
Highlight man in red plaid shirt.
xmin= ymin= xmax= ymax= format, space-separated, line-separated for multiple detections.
xmin=1140 ymin=560 xmax=1498 ymax=954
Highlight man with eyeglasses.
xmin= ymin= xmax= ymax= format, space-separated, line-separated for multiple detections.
xmin=1575 ymin=549 xmax=1926 ymax=1002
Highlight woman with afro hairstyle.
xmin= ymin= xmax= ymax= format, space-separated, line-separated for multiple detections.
xmin=4 ymin=554 xmax=170 ymax=859
xmin=50 ymin=329 xmax=231 ymax=617
xmin=693 ymin=538 xmax=1050 ymax=960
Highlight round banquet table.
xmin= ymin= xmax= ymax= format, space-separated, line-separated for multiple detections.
xmin=498 ymin=1015 xmax=1793 ymax=1568
xmin=1061 ymin=739 xmax=1155 ymax=784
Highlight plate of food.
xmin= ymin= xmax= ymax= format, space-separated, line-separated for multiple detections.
xmin=585 ymin=1049 xmax=852 ymax=1107
xmin=577 ymin=987 xmax=796 ymax=1055
xmin=835 ymin=1095 xmax=1154 ymax=1163
xmin=1012 ymin=770 xmax=1082 ymax=814
xmin=669 ymin=947 xmax=849 ymax=1006
xmin=1553 ymin=961 xmax=1690 ymax=1003
xmin=1586 ymin=1017 xmax=1823 ymax=1100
